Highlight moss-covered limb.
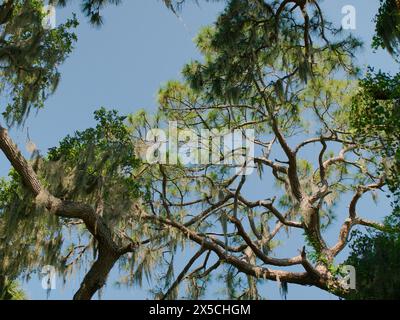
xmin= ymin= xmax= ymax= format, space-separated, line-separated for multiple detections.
xmin=0 ymin=123 xmax=138 ymax=300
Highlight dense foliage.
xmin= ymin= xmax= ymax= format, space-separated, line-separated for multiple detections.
xmin=346 ymin=211 xmax=400 ymax=299
xmin=1 ymin=0 xmax=400 ymax=300
xmin=373 ymin=0 xmax=400 ymax=57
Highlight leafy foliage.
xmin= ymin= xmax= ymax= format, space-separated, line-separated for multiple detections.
xmin=0 ymin=0 xmax=78 ymax=125
xmin=346 ymin=211 xmax=400 ymax=299
xmin=0 ymin=172 xmax=64 ymax=297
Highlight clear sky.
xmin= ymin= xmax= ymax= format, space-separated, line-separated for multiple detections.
xmin=0 ymin=0 xmax=398 ymax=300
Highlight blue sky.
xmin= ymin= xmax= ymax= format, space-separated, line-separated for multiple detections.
xmin=0 ymin=0 xmax=398 ymax=300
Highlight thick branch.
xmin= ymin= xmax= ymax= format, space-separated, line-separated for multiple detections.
xmin=161 ymin=247 xmax=206 ymax=300
xmin=0 ymin=123 xmax=124 ymax=300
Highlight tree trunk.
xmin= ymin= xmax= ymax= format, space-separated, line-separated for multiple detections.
xmin=73 ymin=248 xmax=119 ymax=300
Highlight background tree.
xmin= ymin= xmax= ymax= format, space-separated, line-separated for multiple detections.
xmin=0 ymin=0 xmax=78 ymax=297
xmin=351 ymin=0 xmax=400 ymax=195
xmin=0 ymin=0 xmax=77 ymax=125
xmin=373 ymin=0 xmax=400 ymax=57
xmin=345 ymin=211 xmax=400 ymax=299
xmin=50 ymin=0 xmax=218 ymax=25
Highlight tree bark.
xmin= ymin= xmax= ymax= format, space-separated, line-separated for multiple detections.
xmin=73 ymin=247 xmax=119 ymax=300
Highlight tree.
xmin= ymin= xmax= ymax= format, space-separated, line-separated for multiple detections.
xmin=128 ymin=0 xmax=391 ymax=298
xmin=1 ymin=0 xmax=399 ymax=300
xmin=346 ymin=0 xmax=400 ymax=300
xmin=350 ymin=70 xmax=400 ymax=200
xmin=0 ymin=0 xmax=78 ymax=298
xmin=345 ymin=211 xmax=400 ymax=299
xmin=0 ymin=0 xmax=77 ymax=126
xmin=0 ymin=0 xmax=198 ymax=300
xmin=373 ymin=0 xmax=400 ymax=57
